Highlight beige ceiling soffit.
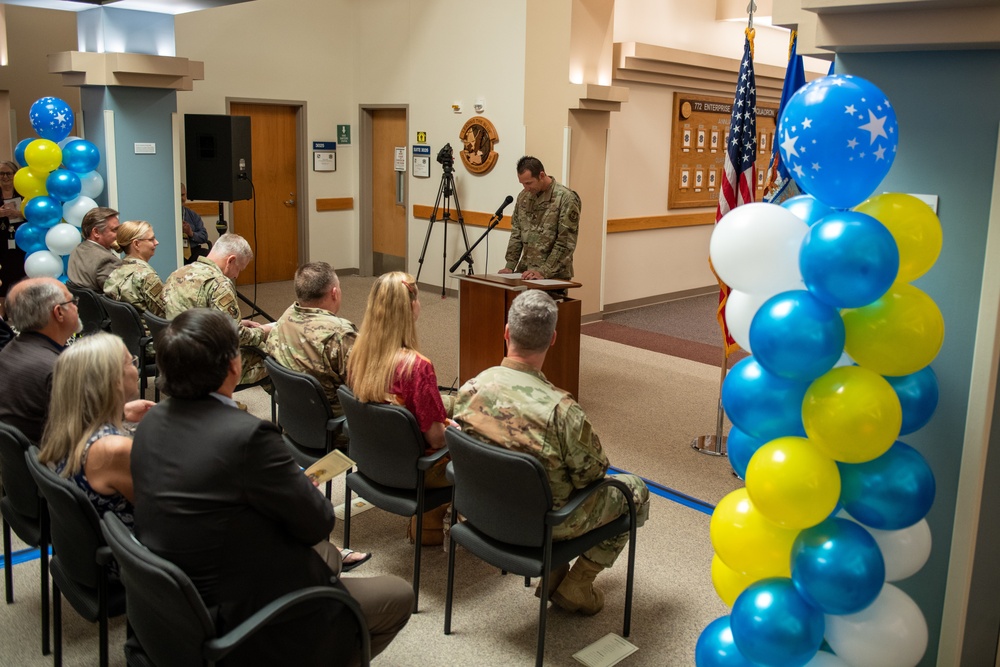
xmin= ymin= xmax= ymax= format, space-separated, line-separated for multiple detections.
xmin=801 ymin=0 xmax=999 ymax=14
xmin=812 ymin=6 xmax=1000 ymax=51
xmin=614 ymin=42 xmax=820 ymax=104
xmin=567 ymin=83 xmax=629 ymax=112
xmin=48 ymin=51 xmax=205 ymax=91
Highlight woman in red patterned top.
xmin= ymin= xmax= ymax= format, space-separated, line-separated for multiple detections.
xmin=348 ymin=271 xmax=454 ymax=455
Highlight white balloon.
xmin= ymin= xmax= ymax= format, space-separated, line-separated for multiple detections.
xmin=869 ymin=520 xmax=932 ymax=582
xmin=804 ymin=652 xmax=852 ymax=667
xmin=710 ymin=202 xmax=809 ymax=295
xmin=45 ymin=223 xmax=82 ymax=256
xmin=23 ymin=250 xmax=63 ymax=279
xmin=78 ymin=170 xmax=104 ymax=199
xmin=825 ymin=584 xmax=928 ymax=667
xmin=62 ymin=195 xmax=98 ymax=227
xmin=58 ymin=135 xmax=82 ymax=149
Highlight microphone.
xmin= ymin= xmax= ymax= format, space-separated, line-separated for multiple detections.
xmin=494 ymin=195 xmax=514 ymax=217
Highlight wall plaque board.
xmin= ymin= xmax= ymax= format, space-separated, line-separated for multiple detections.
xmin=668 ymin=93 xmax=778 ymax=210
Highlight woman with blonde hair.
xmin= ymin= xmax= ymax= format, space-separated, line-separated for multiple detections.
xmin=39 ymin=332 xmax=152 ymax=527
xmin=347 ymin=271 xmax=454 ymax=543
xmin=104 ymin=220 xmax=165 ymax=317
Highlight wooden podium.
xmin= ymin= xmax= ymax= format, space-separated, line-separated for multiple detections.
xmin=456 ymin=275 xmax=582 ymax=397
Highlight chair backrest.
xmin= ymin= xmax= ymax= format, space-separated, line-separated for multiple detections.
xmin=337 ymin=386 xmax=426 ymax=489
xmin=25 ymin=446 xmax=105 ymax=588
xmin=97 ymin=295 xmax=146 ymax=357
xmin=66 ymin=283 xmax=109 ymax=336
xmin=0 ymin=422 xmax=40 ymax=521
xmin=101 ymin=513 xmax=215 ymax=667
xmin=264 ymin=357 xmax=335 ymax=452
xmin=445 ymin=428 xmax=554 ymax=548
xmin=141 ymin=310 xmax=171 ymax=345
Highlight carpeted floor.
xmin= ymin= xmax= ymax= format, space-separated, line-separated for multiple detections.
xmin=0 ymin=278 xmax=741 ymax=667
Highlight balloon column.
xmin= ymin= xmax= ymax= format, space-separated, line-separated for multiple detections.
xmin=698 ymin=74 xmax=941 ymax=667
xmin=13 ymin=97 xmax=104 ymax=281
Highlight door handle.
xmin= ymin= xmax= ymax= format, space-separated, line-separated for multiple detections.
xmin=284 ymin=193 xmax=296 ymax=207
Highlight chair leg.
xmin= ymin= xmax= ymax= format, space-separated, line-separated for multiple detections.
xmin=53 ymin=582 xmax=62 ymax=667
xmin=99 ymin=565 xmax=109 ymax=667
xmin=444 ymin=532 xmax=457 ymax=635
xmin=536 ymin=565 xmax=549 ymax=667
xmin=41 ymin=541 xmax=50 ymax=655
xmin=624 ymin=535 xmax=636 ymax=637
xmin=3 ymin=520 xmax=12 ymax=604
xmin=412 ymin=507 xmax=423 ymax=613
xmin=343 ymin=483 xmax=352 ymax=548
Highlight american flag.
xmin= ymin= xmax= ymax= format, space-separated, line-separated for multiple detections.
xmin=713 ymin=30 xmax=757 ymax=356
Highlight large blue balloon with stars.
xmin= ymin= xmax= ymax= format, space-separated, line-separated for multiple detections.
xmin=778 ymin=75 xmax=898 ymax=210
xmin=29 ymin=97 xmax=75 ymax=143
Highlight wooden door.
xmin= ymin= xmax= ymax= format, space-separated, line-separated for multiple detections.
xmin=230 ymin=102 xmax=298 ymax=285
xmin=371 ymin=108 xmax=407 ymax=274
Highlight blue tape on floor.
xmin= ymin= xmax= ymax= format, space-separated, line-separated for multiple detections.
xmin=0 ymin=546 xmax=50 ymax=570
xmin=608 ymin=465 xmax=716 ymax=516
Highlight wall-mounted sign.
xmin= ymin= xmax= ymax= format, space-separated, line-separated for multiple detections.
xmin=312 ymin=141 xmax=336 ymax=172
xmin=394 ymin=146 xmax=407 ymax=172
xmin=413 ymin=144 xmax=430 ymax=178
xmin=459 ymin=116 xmax=499 ymax=174
xmin=337 ymin=125 xmax=351 ymax=145
xmin=417 ymin=131 xmax=427 ymax=143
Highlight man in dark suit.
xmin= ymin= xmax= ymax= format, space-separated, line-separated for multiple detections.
xmin=131 ymin=309 xmax=412 ymax=666
xmin=67 ymin=206 xmax=122 ymax=291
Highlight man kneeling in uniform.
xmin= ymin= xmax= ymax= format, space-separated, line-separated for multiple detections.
xmin=452 ymin=289 xmax=649 ymax=615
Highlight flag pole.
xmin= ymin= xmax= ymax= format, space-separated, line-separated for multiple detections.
xmin=692 ymin=2 xmax=758 ymax=458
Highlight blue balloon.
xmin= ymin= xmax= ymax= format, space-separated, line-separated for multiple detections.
xmin=62 ymin=254 xmax=70 ymax=274
xmin=731 ymin=578 xmax=824 ymax=667
xmin=23 ymin=196 xmax=63 ymax=228
xmin=14 ymin=222 xmax=47 ymax=254
xmin=839 ymin=441 xmax=936 ymax=530
xmin=61 ymin=139 xmax=101 ymax=174
xmin=29 ymin=96 xmax=75 ymax=143
xmin=885 ymin=367 xmax=939 ymax=435
xmin=727 ymin=426 xmax=765 ymax=480
xmin=45 ymin=169 xmax=82 ymax=203
xmin=800 ymin=210 xmax=899 ymax=308
xmin=722 ymin=357 xmax=809 ymax=441
xmin=778 ymin=75 xmax=899 ymax=209
xmin=750 ymin=290 xmax=846 ymax=382
xmin=695 ymin=616 xmax=755 ymax=667
xmin=791 ymin=518 xmax=884 ymax=615
xmin=782 ymin=194 xmax=833 ymax=226
xmin=14 ymin=138 xmax=33 ymax=168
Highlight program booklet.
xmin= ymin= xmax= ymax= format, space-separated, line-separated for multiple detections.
xmin=305 ymin=449 xmax=356 ymax=485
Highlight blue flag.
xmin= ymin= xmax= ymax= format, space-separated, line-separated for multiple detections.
xmin=763 ymin=33 xmax=807 ymax=203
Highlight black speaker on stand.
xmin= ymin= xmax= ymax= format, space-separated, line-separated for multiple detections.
xmin=184 ymin=113 xmax=253 ymax=206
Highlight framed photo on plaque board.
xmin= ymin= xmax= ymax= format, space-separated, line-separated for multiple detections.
xmin=668 ymin=93 xmax=778 ymax=210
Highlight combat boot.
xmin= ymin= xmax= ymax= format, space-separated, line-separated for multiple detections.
xmin=534 ymin=562 xmax=570 ymax=600
xmin=551 ymin=557 xmax=605 ymax=615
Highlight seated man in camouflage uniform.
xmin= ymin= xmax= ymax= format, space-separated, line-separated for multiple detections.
xmin=452 ymin=289 xmax=649 ymax=616
xmin=163 ymin=233 xmax=272 ymax=386
xmin=266 ymin=261 xmax=357 ymax=443
xmin=498 ymin=155 xmax=580 ymax=282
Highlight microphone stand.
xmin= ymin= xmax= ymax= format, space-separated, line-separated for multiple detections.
xmin=449 ymin=211 xmax=505 ymax=275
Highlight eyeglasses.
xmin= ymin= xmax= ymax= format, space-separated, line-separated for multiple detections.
xmin=129 ymin=355 xmax=139 ymax=369
xmin=139 ymin=236 xmax=157 ymax=242
xmin=58 ymin=296 xmax=80 ymax=308
xmin=0 ymin=172 xmax=13 ymax=178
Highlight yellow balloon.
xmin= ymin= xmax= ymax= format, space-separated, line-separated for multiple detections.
xmin=24 ymin=139 xmax=62 ymax=173
xmin=803 ymin=366 xmax=902 ymax=463
xmin=711 ymin=554 xmax=764 ymax=607
xmin=745 ymin=437 xmax=841 ymax=529
xmin=709 ymin=488 xmax=797 ymax=577
xmin=856 ymin=193 xmax=942 ymax=282
xmin=13 ymin=167 xmax=47 ymax=199
xmin=842 ymin=283 xmax=945 ymax=376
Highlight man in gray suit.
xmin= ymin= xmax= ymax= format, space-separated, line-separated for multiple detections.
xmin=67 ymin=207 xmax=122 ymax=291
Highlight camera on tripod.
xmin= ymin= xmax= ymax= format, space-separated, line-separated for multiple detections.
xmin=437 ymin=143 xmax=454 ymax=173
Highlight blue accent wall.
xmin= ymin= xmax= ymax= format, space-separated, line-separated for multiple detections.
xmin=81 ymin=86 xmax=178 ymax=279
xmin=838 ymin=50 xmax=1000 ymax=665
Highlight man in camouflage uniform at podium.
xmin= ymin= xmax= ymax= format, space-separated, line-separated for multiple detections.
xmin=163 ymin=232 xmax=272 ymax=387
xmin=499 ymin=155 xmax=581 ymax=282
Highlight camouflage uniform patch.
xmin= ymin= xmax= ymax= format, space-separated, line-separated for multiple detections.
xmin=104 ymin=257 xmax=165 ymax=317
xmin=266 ymin=302 xmax=357 ymax=419
xmin=505 ymin=180 xmax=581 ymax=280
xmin=163 ymin=256 xmax=268 ymax=385
xmin=453 ymin=358 xmax=649 ymax=567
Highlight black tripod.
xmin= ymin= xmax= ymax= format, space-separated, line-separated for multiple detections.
xmin=416 ymin=145 xmax=471 ymax=297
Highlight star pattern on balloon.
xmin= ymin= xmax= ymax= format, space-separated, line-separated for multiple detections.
xmin=29 ymin=97 xmax=75 ymax=143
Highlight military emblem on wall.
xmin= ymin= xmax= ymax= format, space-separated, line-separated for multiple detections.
xmin=459 ymin=116 xmax=499 ymax=174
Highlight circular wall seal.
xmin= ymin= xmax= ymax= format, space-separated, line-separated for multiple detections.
xmin=459 ymin=116 xmax=499 ymax=174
